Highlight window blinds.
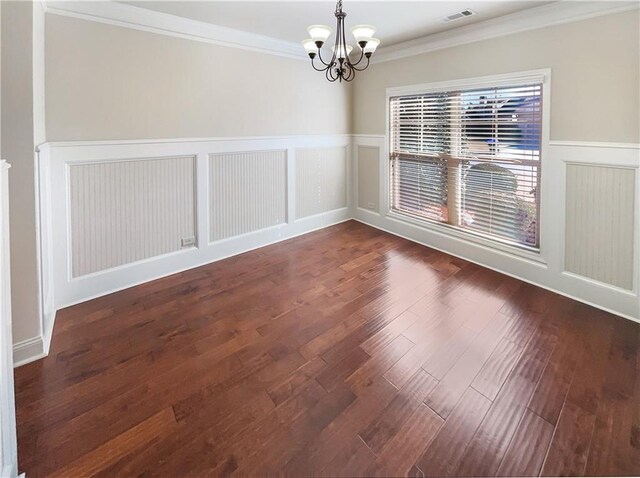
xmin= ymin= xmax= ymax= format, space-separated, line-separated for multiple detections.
xmin=390 ymin=82 xmax=542 ymax=249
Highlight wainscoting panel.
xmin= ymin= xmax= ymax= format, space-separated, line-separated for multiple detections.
xmin=209 ymin=150 xmax=287 ymax=242
xmin=296 ymin=146 xmax=348 ymax=219
xmin=565 ymin=164 xmax=636 ymax=290
xmin=357 ymin=145 xmax=380 ymax=212
xmin=69 ymin=157 xmax=196 ymax=277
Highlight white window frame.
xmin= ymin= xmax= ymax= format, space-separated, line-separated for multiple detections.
xmin=384 ymin=69 xmax=551 ymax=264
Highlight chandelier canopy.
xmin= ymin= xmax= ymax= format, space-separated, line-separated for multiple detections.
xmin=302 ymin=0 xmax=380 ymax=82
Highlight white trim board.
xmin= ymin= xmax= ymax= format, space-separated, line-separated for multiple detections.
xmin=14 ymin=212 xmax=349 ymax=367
xmin=549 ymin=141 xmax=640 ymax=150
xmin=60 ymin=212 xmax=351 ymax=311
xmin=1 ymin=161 xmax=18 ymax=478
xmin=353 ymin=213 xmax=639 ymax=326
xmin=39 ymin=134 xmax=354 ymax=149
xmin=12 ymin=297 xmax=56 ymax=367
xmin=353 ymin=207 xmax=639 ymax=324
xmin=13 ymin=336 xmax=46 ymax=368
xmin=12 ymin=305 xmax=56 ymax=366
xmin=386 ymin=69 xmax=548 ymax=96
xmin=42 ymin=1 xmax=639 ymax=64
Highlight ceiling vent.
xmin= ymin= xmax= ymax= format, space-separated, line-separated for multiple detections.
xmin=440 ymin=9 xmax=475 ymax=23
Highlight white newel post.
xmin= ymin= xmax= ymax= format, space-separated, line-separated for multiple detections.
xmin=0 ymin=160 xmax=18 ymax=478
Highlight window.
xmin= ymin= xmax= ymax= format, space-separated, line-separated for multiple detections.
xmin=389 ymin=77 xmax=543 ymax=251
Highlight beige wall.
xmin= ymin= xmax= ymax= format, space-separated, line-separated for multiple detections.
xmin=1 ymin=1 xmax=41 ymax=344
xmin=45 ymin=14 xmax=351 ymax=141
xmin=353 ymin=10 xmax=640 ymax=143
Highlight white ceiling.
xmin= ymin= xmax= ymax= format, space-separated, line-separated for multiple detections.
xmin=122 ymin=1 xmax=555 ymax=47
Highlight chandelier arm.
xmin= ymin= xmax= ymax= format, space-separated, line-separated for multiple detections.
xmin=350 ymin=55 xmax=370 ymax=71
xmin=316 ymin=47 xmax=333 ymax=67
xmin=311 ymin=56 xmax=330 ymax=72
xmin=347 ymin=47 xmax=365 ymax=68
xmin=326 ymin=65 xmax=339 ymax=82
xmin=344 ymin=63 xmax=356 ymax=81
xmin=325 ymin=67 xmax=335 ymax=81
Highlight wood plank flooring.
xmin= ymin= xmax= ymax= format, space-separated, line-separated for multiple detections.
xmin=14 ymin=221 xmax=640 ymax=477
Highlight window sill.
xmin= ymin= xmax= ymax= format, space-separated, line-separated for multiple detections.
xmin=386 ymin=209 xmax=547 ymax=266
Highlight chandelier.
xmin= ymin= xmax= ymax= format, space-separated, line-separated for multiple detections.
xmin=302 ymin=0 xmax=380 ymax=82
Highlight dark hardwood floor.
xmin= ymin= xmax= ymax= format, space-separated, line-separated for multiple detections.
xmin=14 ymin=221 xmax=640 ymax=477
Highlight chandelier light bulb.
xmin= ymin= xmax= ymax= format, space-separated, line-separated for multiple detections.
xmin=351 ymin=24 xmax=376 ymax=47
xmin=307 ymin=25 xmax=333 ymax=47
xmin=331 ymin=44 xmax=353 ymax=60
xmin=363 ymin=38 xmax=380 ymax=56
xmin=302 ymin=39 xmax=318 ymax=58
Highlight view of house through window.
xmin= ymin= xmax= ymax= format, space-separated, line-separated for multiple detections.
xmin=389 ymin=80 xmax=543 ymax=250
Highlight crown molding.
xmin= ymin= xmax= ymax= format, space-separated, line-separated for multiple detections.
xmin=372 ymin=1 xmax=640 ymax=64
xmin=42 ymin=1 xmax=638 ymax=65
xmin=42 ymin=1 xmax=308 ymax=61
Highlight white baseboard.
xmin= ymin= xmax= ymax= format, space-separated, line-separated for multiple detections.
xmin=12 ymin=307 xmax=56 ymax=368
xmin=1 ymin=464 xmax=18 ymax=478
xmin=42 ymin=309 xmax=57 ymax=356
xmin=12 ymin=336 xmax=46 ymax=368
xmin=60 ymin=209 xmax=351 ymax=310
xmin=353 ymin=209 xmax=639 ymax=324
xmin=13 ymin=204 xmax=639 ymax=368
xmin=13 ymin=212 xmax=349 ymax=367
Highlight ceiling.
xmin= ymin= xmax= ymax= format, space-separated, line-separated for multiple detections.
xmin=122 ymin=1 xmax=555 ymax=47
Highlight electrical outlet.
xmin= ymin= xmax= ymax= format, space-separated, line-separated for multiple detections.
xmin=181 ymin=236 xmax=196 ymax=247
xmin=367 ymin=202 xmax=375 ymax=210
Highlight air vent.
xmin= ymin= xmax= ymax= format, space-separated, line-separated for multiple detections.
xmin=440 ymin=9 xmax=475 ymax=23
